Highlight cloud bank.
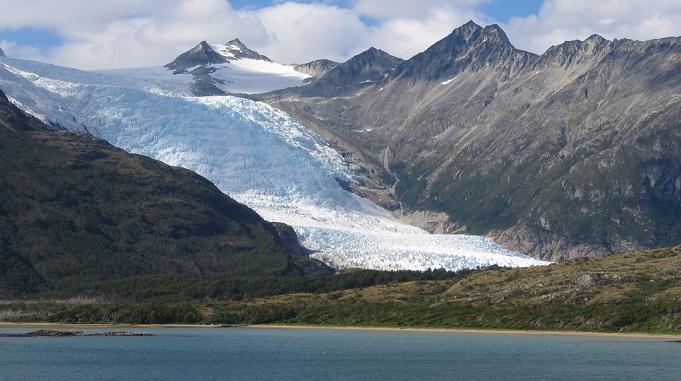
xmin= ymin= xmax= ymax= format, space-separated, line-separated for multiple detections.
xmin=0 ymin=0 xmax=680 ymax=69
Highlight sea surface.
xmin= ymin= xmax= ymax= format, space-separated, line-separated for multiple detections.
xmin=0 ymin=327 xmax=679 ymax=380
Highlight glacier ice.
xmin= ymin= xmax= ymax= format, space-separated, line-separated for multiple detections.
xmin=0 ymin=57 xmax=551 ymax=271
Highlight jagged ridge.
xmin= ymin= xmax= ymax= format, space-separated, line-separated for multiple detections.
xmin=259 ymin=21 xmax=681 ymax=261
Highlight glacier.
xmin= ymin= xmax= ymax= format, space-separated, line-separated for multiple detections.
xmin=0 ymin=57 xmax=550 ymax=271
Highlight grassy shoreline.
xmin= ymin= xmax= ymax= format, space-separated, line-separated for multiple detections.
xmin=1 ymin=322 xmax=680 ymax=340
xmin=2 ymin=246 xmax=680 ymax=335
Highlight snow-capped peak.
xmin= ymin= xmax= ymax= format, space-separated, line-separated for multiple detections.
xmin=151 ymin=38 xmax=309 ymax=95
xmin=165 ymin=41 xmax=228 ymax=71
xmin=0 ymin=47 xmax=6 ymax=58
xmin=211 ymin=39 xmax=272 ymax=62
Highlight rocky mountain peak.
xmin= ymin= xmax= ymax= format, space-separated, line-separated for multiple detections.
xmin=0 ymin=47 xmax=5 ymax=58
xmin=213 ymin=39 xmax=272 ymax=62
xmin=227 ymin=38 xmax=246 ymax=48
xmin=340 ymin=47 xmax=404 ymax=74
xmin=457 ymin=20 xmax=483 ymax=38
xmin=165 ymin=38 xmax=273 ymax=72
xmin=535 ymin=34 xmax=612 ymax=69
xmin=396 ymin=21 xmax=535 ymax=81
xmin=354 ymin=47 xmax=396 ymax=61
xmin=283 ymin=47 xmax=403 ymax=97
xmin=294 ymin=59 xmax=338 ymax=79
xmin=165 ymin=40 xmax=228 ymax=72
xmin=481 ymin=24 xmax=511 ymax=45
xmin=443 ymin=21 xmax=515 ymax=52
xmin=585 ymin=34 xmax=609 ymax=44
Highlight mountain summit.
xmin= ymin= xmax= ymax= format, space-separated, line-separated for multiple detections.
xmin=154 ymin=39 xmax=309 ymax=95
xmin=0 ymin=47 xmax=5 ymax=57
xmin=396 ymin=21 xmax=536 ymax=81
xmin=165 ymin=39 xmax=271 ymax=72
xmin=212 ymin=39 xmax=272 ymax=62
xmin=273 ymin=47 xmax=403 ymax=97
xmin=165 ymin=41 xmax=228 ymax=71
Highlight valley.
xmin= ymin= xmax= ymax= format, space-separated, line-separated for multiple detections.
xmin=0 ymin=42 xmax=548 ymax=272
xmin=2 ymin=3 xmax=681 ymax=380
xmin=258 ymin=21 xmax=681 ymax=261
xmin=1 ymin=20 xmax=680 ymax=310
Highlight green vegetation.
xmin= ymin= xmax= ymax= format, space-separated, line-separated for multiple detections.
xmin=0 ymin=90 xmax=328 ymax=299
xmin=7 ymin=268 xmax=469 ymax=302
xmin=4 ymin=246 xmax=681 ymax=333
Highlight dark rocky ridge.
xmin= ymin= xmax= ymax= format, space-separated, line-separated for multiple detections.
xmin=0 ymin=89 xmax=329 ymax=297
xmin=0 ymin=48 xmax=5 ymax=58
xmin=165 ymin=41 xmax=228 ymax=72
xmin=258 ymin=21 xmax=681 ymax=261
xmin=286 ymin=47 xmax=403 ymax=98
xmin=294 ymin=59 xmax=338 ymax=81
xmin=259 ymin=48 xmax=403 ymax=101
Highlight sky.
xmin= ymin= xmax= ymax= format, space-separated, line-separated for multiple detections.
xmin=1 ymin=0 xmax=680 ymax=69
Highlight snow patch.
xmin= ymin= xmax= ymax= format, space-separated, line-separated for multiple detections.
xmin=6 ymin=94 xmax=50 ymax=124
xmin=441 ymin=76 xmax=458 ymax=86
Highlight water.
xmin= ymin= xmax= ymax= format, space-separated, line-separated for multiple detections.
xmin=0 ymin=327 xmax=679 ymax=380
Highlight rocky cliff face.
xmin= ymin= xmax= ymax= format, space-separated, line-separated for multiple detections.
xmin=259 ymin=21 xmax=681 ymax=261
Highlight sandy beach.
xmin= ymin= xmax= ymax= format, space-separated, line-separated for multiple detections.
xmin=1 ymin=322 xmax=680 ymax=340
xmin=249 ymin=324 xmax=681 ymax=340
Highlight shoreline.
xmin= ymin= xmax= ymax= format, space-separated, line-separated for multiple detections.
xmin=1 ymin=322 xmax=680 ymax=340
xmin=249 ymin=324 xmax=681 ymax=340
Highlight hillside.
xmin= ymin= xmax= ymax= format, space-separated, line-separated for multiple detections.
xmin=0 ymin=89 xmax=328 ymax=298
xmin=260 ymin=21 xmax=681 ymax=261
xmin=4 ymin=245 xmax=680 ymax=333
xmin=219 ymin=245 xmax=680 ymax=332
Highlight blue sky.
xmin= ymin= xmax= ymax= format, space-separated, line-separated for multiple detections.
xmin=481 ymin=0 xmax=544 ymax=21
xmin=0 ymin=27 xmax=63 ymax=51
xmin=1 ymin=0 xmax=679 ymax=69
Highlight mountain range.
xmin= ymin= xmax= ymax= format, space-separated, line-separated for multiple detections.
xmin=257 ymin=21 xmax=681 ymax=261
xmin=1 ymin=19 xmax=679 ymax=270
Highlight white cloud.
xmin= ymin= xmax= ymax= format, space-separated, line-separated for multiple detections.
xmin=1 ymin=0 xmax=681 ymax=69
xmin=0 ymin=0 xmax=490 ymax=68
xmin=363 ymin=6 xmax=490 ymax=59
xmin=504 ymin=0 xmax=681 ymax=54
xmin=255 ymin=2 xmax=367 ymax=63
xmin=352 ymin=0 xmax=487 ymax=20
